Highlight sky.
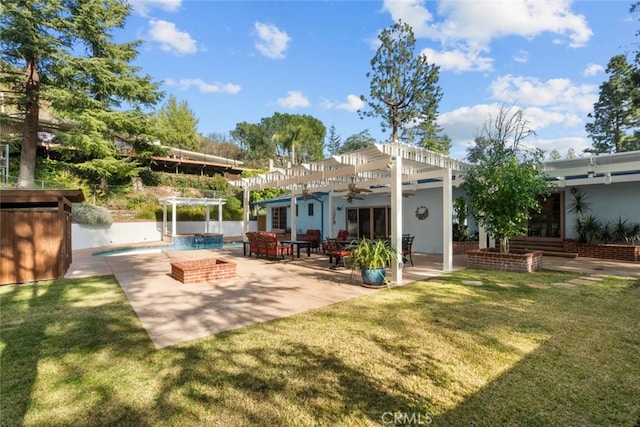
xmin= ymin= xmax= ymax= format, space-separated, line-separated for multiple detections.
xmin=121 ymin=0 xmax=638 ymax=160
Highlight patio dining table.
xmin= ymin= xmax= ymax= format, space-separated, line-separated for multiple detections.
xmin=280 ymin=240 xmax=312 ymax=259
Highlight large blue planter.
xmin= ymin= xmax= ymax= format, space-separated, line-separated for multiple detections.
xmin=360 ymin=267 xmax=386 ymax=288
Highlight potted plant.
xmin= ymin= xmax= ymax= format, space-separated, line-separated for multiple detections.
xmin=349 ymin=238 xmax=399 ymax=288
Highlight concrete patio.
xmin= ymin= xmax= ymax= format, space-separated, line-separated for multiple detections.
xmin=65 ymin=245 xmax=640 ymax=349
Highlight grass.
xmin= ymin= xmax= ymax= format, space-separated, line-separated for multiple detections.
xmin=1 ymin=269 xmax=639 ymax=426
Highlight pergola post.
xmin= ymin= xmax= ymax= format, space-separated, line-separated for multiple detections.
xmin=243 ymin=186 xmax=250 ymax=239
xmin=442 ymin=168 xmax=453 ymax=272
xmin=162 ymin=201 xmax=167 ymax=242
xmin=290 ymin=193 xmax=297 ymax=240
xmin=171 ymin=199 xmax=177 ymax=237
xmin=205 ymin=205 xmax=210 ymax=233
xmin=390 ymin=155 xmax=403 ymax=285
xmin=217 ymin=199 xmax=223 ymax=233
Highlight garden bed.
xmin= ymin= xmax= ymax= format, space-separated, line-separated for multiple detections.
xmin=467 ymin=248 xmax=543 ymax=273
xmin=563 ymin=240 xmax=639 ymax=262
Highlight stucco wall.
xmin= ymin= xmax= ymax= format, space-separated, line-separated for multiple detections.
xmin=72 ymin=221 xmax=257 ymax=250
xmin=564 ymin=181 xmax=640 ymax=240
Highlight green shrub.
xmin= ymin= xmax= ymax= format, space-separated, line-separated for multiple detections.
xmin=72 ymin=203 xmax=113 ymax=225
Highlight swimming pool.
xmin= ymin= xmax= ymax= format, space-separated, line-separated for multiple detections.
xmin=92 ymin=241 xmax=241 ymax=257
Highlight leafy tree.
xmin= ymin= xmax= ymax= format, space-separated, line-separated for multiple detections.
xmin=462 ymin=107 xmax=549 ymax=254
xmin=585 ymin=55 xmax=640 ymax=153
xmin=549 ymin=149 xmax=561 ymax=160
xmin=0 ymin=0 xmax=163 ymax=188
xmin=417 ymin=131 xmax=451 ymax=155
xmin=152 ymin=95 xmax=200 ymax=151
xmin=566 ymin=148 xmax=577 ymax=159
xmin=200 ymin=132 xmax=244 ymax=161
xmin=359 ymin=20 xmax=442 ymax=143
xmin=231 ymin=113 xmax=325 ymax=167
xmin=325 ymin=124 xmax=342 ymax=156
xmin=338 ymin=130 xmax=376 ymax=154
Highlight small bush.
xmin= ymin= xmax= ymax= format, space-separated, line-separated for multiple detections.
xmin=72 ymin=203 xmax=113 ymax=225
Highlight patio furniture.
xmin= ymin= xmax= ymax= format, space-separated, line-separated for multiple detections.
xmin=256 ymin=232 xmax=292 ymax=260
xmin=245 ymin=231 xmax=259 ymax=257
xmin=300 ymin=229 xmax=321 ymax=253
xmin=326 ymin=238 xmax=352 ymax=267
xmin=280 ymin=240 xmax=312 ymax=258
xmin=322 ymin=229 xmax=348 ymax=253
xmin=402 ymin=235 xmax=415 ymax=266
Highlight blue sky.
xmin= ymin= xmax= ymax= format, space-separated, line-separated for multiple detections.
xmin=123 ymin=0 xmax=637 ymax=160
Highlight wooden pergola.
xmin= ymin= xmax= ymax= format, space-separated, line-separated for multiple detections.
xmin=229 ymin=142 xmax=472 ymax=284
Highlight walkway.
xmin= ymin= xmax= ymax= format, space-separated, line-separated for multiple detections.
xmin=65 ymin=246 xmax=639 ymax=349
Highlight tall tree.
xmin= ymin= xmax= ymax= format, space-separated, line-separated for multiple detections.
xmin=325 ymin=124 xmax=342 ymax=156
xmin=231 ymin=113 xmax=325 ymax=167
xmin=359 ymin=20 xmax=442 ymax=143
xmin=585 ymin=55 xmax=640 ymax=154
xmin=338 ymin=130 xmax=376 ymax=154
xmin=152 ymin=95 xmax=200 ymax=151
xmin=0 ymin=0 xmax=162 ymax=187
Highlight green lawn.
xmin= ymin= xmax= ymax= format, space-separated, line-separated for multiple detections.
xmin=1 ymin=269 xmax=639 ymax=426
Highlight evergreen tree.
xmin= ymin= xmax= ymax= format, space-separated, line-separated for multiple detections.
xmin=325 ymin=124 xmax=342 ymax=156
xmin=338 ymin=130 xmax=376 ymax=154
xmin=585 ymin=55 xmax=640 ymax=153
xmin=153 ymin=95 xmax=200 ymax=151
xmin=359 ymin=20 xmax=442 ymax=143
xmin=0 ymin=0 xmax=162 ymax=187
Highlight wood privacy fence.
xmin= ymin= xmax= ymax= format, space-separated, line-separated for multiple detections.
xmin=0 ymin=189 xmax=84 ymax=285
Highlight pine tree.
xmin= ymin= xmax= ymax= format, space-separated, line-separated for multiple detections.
xmin=359 ymin=20 xmax=442 ymax=143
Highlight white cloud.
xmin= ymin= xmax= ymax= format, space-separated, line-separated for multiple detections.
xmin=148 ymin=20 xmax=197 ymax=56
xmin=335 ymin=94 xmax=365 ymax=112
xmin=130 ymin=0 xmax=181 ymax=16
xmin=254 ymin=22 xmax=291 ymax=59
xmin=166 ymin=78 xmax=241 ymax=94
xmin=584 ymin=63 xmax=604 ymax=77
xmin=489 ymin=74 xmax=597 ymax=113
xmin=421 ymin=47 xmax=493 ymax=73
xmin=512 ymin=49 xmax=528 ymax=64
xmin=277 ymin=91 xmax=309 ymax=109
xmin=382 ymin=0 xmax=593 ymax=73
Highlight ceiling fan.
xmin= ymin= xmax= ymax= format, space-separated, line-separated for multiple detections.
xmin=335 ymin=177 xmax=372 ymax=200
xmin=300 ymin=184 xmax=321 ymax=201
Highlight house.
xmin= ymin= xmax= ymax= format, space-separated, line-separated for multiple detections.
xmin=230 ymin=142 xmax=640 ymax=283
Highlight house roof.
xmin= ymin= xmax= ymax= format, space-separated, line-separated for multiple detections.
xmin=543 ymin=150 xmax=640 ymax=187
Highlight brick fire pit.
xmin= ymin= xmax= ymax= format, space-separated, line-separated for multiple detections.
xmin=170 ymin=258 xmax=236 ymax=284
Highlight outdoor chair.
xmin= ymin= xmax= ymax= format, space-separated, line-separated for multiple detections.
xmin=245 ymin=231 xmax=259 ymax=257
xmin=326 ymin=237 xmax=352 ymax=267
xmin=322 ymin=229 xmax=348 ymax=253
xmin=258 ymin=232 xmax=292 ymax=260
xmin=402 ymin=235 xmax=415 ymax=266
xmin=301 ymin=229 xmax=321 ymax=253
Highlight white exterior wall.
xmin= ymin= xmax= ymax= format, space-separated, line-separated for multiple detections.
xmin=72 ymin=221 xmax=257 ymax=250
xmin=564 ymin=181 xmax=640 ymax=240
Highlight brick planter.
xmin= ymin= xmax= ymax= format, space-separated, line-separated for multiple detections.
xmin=453 ymin=241 xmax=479 ymax=255
xmin=563 ymin=240 xmax=639 ymax=262
xmin=170 ymin=258 xmax=236 ymax=284
xmin=467 ymin=248 xmax=543 ymax=273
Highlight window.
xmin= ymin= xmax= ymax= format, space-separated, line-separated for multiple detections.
xmin=346 ymin=206 xmax=391 ymax=239
xmin=308 ymin=203 xmax=314 ymax=216
xmin=271 ymin=206 xmax=287 ymax=230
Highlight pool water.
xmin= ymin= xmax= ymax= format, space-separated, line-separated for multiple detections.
xmin=92 ymin=241 xmax=241 ymax=257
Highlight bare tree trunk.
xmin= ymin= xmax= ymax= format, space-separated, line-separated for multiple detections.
xmin=500 ymin=236 xmax=510 ymax=254
xmin=18 ymin=56 xmax=40 ymax=188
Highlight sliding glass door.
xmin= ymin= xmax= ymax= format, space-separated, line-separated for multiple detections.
xmin=346 ymin=206 xmax=391 ymax=239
